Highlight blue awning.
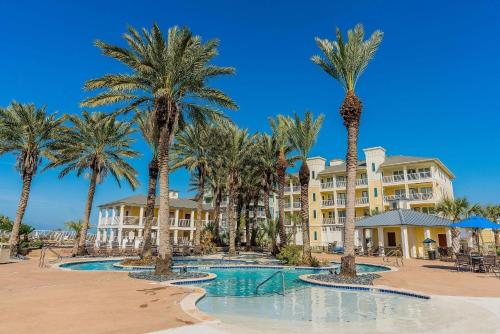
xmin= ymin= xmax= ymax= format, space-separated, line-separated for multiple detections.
xmin=450 ymin=216 xmax=499 ymax=229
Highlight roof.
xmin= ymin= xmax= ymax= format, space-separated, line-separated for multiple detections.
xmin=380 ymin=156 xmax=454 ymax=178
xmin=318 ymin=161 xmax=367 ymax=175
xmin=355 ymin=209 xmax=452 ymax=228
xmin=98 ymin=195 xmax=213 ymax=210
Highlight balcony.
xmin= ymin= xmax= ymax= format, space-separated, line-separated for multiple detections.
xmin=321 ymin=217 xmax=337 ymax=225
xmin=337 ymin=198 xmax=346 ymax=206
xmin=356 ymin=178 xmax=368 ymax=186
xmin=407 ymin=171 xmax=432 ymax=182
xmin=285 ymin=185 xmax=301 ymax=193
xmin=336 ymin=180 xmax=346 ymax=188
xmin=293 ymin=202 xmax=301 ymax=209
xmin=321 ymin=200 xmax=334 ymax=208
xmin=178 ymin=219 xmax=192 ymax=227
xmin=123 ymin=216 xmax=139 ymax=225
xmin=383 ymin=193 xmax=433 ymax=202
xmin=382 ymin=175 xmax=406 ymax=184
xmin=320 ymin=182 xmax=334 ymax=190
xmin=338 ymin=217 xmax=346 ymax=224
xmin=355 ymin=197 xmax=369 ymax=206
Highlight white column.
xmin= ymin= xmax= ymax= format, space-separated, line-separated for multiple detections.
xmin=173 ymin=230 xmax=178 ymax=244
xmin=138 ymin=229 xmax=143 ymax=238
xmin=174 ymin=209 xmax=179 ymax=227
xmin=98 ymin=209 xmax=103 ymax=227
xmin=96 ymin=229 xmax=101 ymax=246
xmin=190 ymin=210 xmax=195 ymax=228
xmin=446 ymin=228 xmax=452 ymax=247
xmin=377 ymin=226 xmax=385 ymax=256
xmin=117 ymin=228 xmax=123 ymax=246
xmin=105 ymin=208 xmax=109 ymax=224
xmin=111 ymin=207 xmax=116 ymax=225
xmin=102 ymin=229 xmax=107 ymax=243
xmin=109 ymin=229 xmax=115 ymax=244
xmin=365 ymin=229 xmax=373 ymax=248
xmin=400 ymin=226 xmax=410 ymax=259
xmin=205 ymin=211 xmax=209 ymax=226
xmin=189 ymin=230 xmax=194 ymax=243
xmin=410 ymin=227 xmax=417 ymax=258
xmin=467 ymin=230 xmax=474 ymax=247
xmin=119 ymin=205 xmax=125 ymax=225
xmin=139 ymin=206 xmax=144 ymax=226
xmin=354 ymin=229 xmax=363 ymax=252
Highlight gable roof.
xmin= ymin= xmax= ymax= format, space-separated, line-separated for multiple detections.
xmin=380 ymin=156 xmax=454 ymax=178
xmin=355 ymin=209 xmax=452 ymax=228
xmin=98 ymin=195 xmax=213 ymax=210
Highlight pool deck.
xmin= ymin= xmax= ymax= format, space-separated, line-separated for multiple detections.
xmin=1 ymin=250 xmax=499 ymax=333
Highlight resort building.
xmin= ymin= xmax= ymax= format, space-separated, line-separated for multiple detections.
xmin=95 ymin=190 xmax=214 ymax=247
xmin=284 ymin=146 xmax=455 ymax=249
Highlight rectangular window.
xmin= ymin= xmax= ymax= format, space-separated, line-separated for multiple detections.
xmin=311 ymin=171 xmax=316 ymax=179
xmin=313 ymin=210 xmax=317 ymax=219
xmin=374 ymin=188 xmax=378 ymax=197
xmin=312 ymin=193 xmax=316 ymax=201
xmin=372 ymin=163 xmax=376 ymax=172
xmin=314 ymin=231 xmax=318 ymax=240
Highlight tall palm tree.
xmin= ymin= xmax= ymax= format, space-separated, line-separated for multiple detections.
xmin=82 ymin=24 xmax=237 ymax=274
xmin=134 ymin=109 xmax=159 ymax=258
xmin=172 ymin=122 xmax=212 ymax=253
xmin=269 ymin=115 xmax=296 ymax=249
xmin=48 ymin=112 xmax=138 ymax=256
xmin=312 ymin=24 xmax=383 ymax=276
xmin=482 ymin=205 xmax=500 ymax=248
xmin=284 ymin=111 xmax=324 ymax=262
xmin=65 ymin=220 xmax=85 ymax=241
xmin=221 ymin=125 xmax=252 ymax=256
xmin=436 ymin=197 xmax=470 ymax=255
xmin=0 ymin=102 xmax=65 ymax=254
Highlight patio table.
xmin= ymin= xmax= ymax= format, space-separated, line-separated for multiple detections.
xmin=471 ymin=256 xmax=486 ymax=272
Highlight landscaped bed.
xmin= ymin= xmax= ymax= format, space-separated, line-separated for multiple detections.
xmin=128 ymin=271 xmax=209 ymax=282
xmin=308 ymin=273 xmax=381 ymax=285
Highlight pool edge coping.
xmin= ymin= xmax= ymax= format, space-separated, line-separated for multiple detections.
xmin=299 ymin=274 xmax=431 ymax=300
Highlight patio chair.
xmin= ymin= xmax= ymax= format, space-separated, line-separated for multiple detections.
xmin=482 ymin=255 xmax=497 ymax=272
xmin=85 ymin=243 xmax=97 ymax=257
xmin=455 ymin=253 xmax=472 ymax=272
xmin=122 ymin=242 xmax=136 ymax=257
xmin=97 ymin=243 xmax=109 ymax=257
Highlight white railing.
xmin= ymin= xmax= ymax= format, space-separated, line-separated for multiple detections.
xmin=336 ymin=180 xmax=346 ymax=187
xmin=169 ymin=218 xmax=176 ymax=226
xmin=178 ymin=219 xmax=191 ymax=227
xmin=355 ymin=197 xmax=369 ymax=205
xmin=292 ymin=186 xmax=301 ymax=192
xmin=338 ymin=217 xmax=346 ymax=224
xmin=356 ymin=178 xmax=368 ymax=186
xmin=321 ymin=218 xmax=337 ymax=225
xmin=123 ymin=216 xmax=139 ymax=225
xmin=407 ymin=171 xmax=432 ymax=181
xmin=321 ymin=200 xmax=334 ymax=208
xmin=355 ymin=216 xmax=366 ymax=221
xmin=383 ymin=194 xmax=406 ymax=202
xmin=337 ymin=198 xmax=346 ymax=206
xmin=382 ymin=175 xmax=405 ymax=183
xmin=284 ymin=186 xmax=292 ymax=193
xmin=101 ymin=216 xmax=120 ymax=226
xmin=285 ymin=203 xmax=291 ymax=209
xmin=293 ymin=202 xmax=301 ymax=209
xmin=409 ymin=193 xmax=433 ymax=201
xmin=320 ymin=182 xmax=334 ymax=189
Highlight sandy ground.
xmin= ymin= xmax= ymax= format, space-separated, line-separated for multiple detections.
xmin=0 ymin=254 xmax=198 ymax=334
xmin=315 ymin=253 xmax=500 ymax=297
xmin=1 ymin=250 xmax=499 ymax=334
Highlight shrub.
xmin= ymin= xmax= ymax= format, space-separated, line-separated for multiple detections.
xmin=277 ymin=245 xmax=302 ymax=265
xmin=200 ymin=230 xmax=217 ymax=254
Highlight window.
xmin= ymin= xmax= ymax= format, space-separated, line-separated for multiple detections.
xmin=313 ymin=210 xmax=317 ymax=219
xmin=387 ymin=232 xmax=396 ymax=247
xmin=372 ymin=163 xmax=376 ymax=172
xmin=312 ymin=193 xmax=316 ymax=201
xmin=374 ymin=188 xmax=378 ymax=197
xmin=314 ymin=231 xmax=318 ymax=240
xmin=311 ymin=171 xmax=316 ymax=179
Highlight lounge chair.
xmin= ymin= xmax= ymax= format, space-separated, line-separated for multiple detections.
xmin=483 ymin=255 xmax=497 ymax=272
xmin=455 ymin=253 xmax=472 ymax=272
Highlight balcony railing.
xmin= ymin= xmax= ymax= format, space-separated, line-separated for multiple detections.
xmin=407 ymin=171 xmax=432 ymax=181
xmin=355 ymin=197 xmax=369 ymax=205
xmin=337 ymin=198 xmax=346 ymax=206
xmin=336 ymin=180 xmax=346 ymax=187
xmin=321 ymin=182 xmax=334 ymax=190
xmin=356 ymin=178 xmax=368 ymax=186
xmin=285 ymin=203 xmax=291 ymax=209
xmin=285 ymin=186 xmax=301 ymax=193
xmin=178 ymin=219 xmax=192 ymax=227
xmin=321 ymin=200 xmax=334 ymax=208
xmin=293 ymin=202 xmax=301 ymax=209
xmin=321 ymin=217 xmax=337 ymax=225
xmin=338 ymin=217 xmax=346 ymax=224
xmin=123 ymin=216 xmax=139 ymax=225
xmin=384 ymin=193 xmax=433 ymax=202
xmin=382 ymin=175 xmax=406 ymax=184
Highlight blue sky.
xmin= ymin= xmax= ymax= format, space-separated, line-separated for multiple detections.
xmin=1 ymin=0 xmax=499 ymax=230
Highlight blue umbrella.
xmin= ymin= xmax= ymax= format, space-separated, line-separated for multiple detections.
xmin=450 ymin=216 xmax=499 ymax=229
xmin=451 ymin=216 xmax=499 ymax=252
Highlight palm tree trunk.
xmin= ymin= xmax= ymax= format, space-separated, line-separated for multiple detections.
xmin=235 ymin=199 xmax=242 ymax=248
xmin=213 ymin=188 xmax=222 ymax=245
xmin=263 ymin=189 xmax=277 ymax=254
xmin=194 ymin=173 xmax=205 ymax=254
xmin=451 ymin=226 xmax=461 ymax=254
xmin=244 ymin=199 xmax=251 ymax=250
xmin=141 ymin=158 xmax=158 ymax=258
xmin=155 ymin=99 xmax=178 ymax=275
xmin=277 ymin=153 xmax=287 ymax=249
xmin=74 ymin=169 xmax=97 ymax=256
xmin=251 ymin=196 xmax=259 ymax=247
xmin=339 ymin=91 xmax=362 ymax=277
xmin=227 ymin=177 xmax=237 ymax=256
xmin=299 ymin=162 xmax=311 ymax=260
xmin=9 ymin=172 xmax=34 ymax=255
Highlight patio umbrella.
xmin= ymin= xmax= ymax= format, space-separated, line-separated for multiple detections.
xmin=450 ymin=216 xmax=499 ymax=252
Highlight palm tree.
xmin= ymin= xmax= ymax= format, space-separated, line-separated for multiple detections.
xmin=48 ymin=112 xmax=138 ymax=256
xmin=436 ymin=197 xmax=470 ymax=255
xmin=65 ymin=220 xmax=85 ymax=241
xmin=482 ymin=205 xmax=500 ymax=248
xmin=221 ymin=125 xmax=252 ymax=256
xmin=134 ymin=109 xmax=159 ymax=258
xmin=255 ymin=133 xmax=279 ymax=253
xmin=312 ymin=24 xmax=383 ymax=276
xmin=0 ymin=102 xmax=65 ymax=255
xmin=269 ymin=115 xmax=296 ymax=249
xmin=172 ymin=122 xmax=212 ymax=253
xmin=284 ymin=111 xmax=324 ymax=262
xmin=82 ymin=24 xmax=237 ymax=274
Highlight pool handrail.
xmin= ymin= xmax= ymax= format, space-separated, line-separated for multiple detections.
xmin=255 ymin=270 xmax=286 ymax=296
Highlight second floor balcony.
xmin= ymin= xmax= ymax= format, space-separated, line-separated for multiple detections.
xmin=383 ymin=193 xmax=434 ymax=202
xmin=382 ymin=171 xmax=432 ymax=184
xmin=284 ymin=185 xmax=301 ymax=193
